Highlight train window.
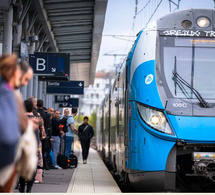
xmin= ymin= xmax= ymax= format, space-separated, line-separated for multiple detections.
xmin=161 ymin=37 xmax=215 ymax=99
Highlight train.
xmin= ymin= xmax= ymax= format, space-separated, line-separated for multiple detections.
xmin=96 ymin=9 xmax=215 ymax=192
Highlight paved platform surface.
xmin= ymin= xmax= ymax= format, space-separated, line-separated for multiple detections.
xmin=32 ymin=168 xmax=75 ymax=193
xmin=14 ymin=140 xmax=121 ymax=193
xmin=67 ymin=148 xmax=121 ymax=193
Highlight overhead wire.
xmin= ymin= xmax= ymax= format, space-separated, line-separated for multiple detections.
xmin=101 ymin=1 xmax=139 ymax=70
xmin=103 ymin=0 xmax=167 ymax=73
xmin=121 ymin=0 xmax=139 ymax=64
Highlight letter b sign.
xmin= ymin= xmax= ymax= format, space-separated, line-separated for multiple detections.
xmin=29 ymin=54 xmax=52 ymax=75
xmin=36 ymin=58 xmax=46 ymax=71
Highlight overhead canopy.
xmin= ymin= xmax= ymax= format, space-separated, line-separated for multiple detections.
xmin=0 ymin=0 xmax=108 ymax=86
xmin=43 ymin=0 xmax=108 ymax=86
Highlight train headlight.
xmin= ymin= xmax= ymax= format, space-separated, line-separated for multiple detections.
xmin=137 ymin=103 xmax=174 ymax=135
xmin=150 ymin=115 xmax=161 ymax=125
xmin=181 ymin=20 xmax=192 ymax=29
xmin=197 ymin=17 xmax=210 ymax=28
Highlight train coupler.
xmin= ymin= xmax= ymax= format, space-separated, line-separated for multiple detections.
xmin=191 ymin=152 xmax=215 ymax=183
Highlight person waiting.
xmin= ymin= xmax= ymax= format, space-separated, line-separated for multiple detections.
xmin=51 ymin=110 xmax=64 ymax=169
xmin=65 ymin=108 xmax=78 ymax=159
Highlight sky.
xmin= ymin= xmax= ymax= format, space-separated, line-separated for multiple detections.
xmin=96 ymin=0 xmax=215 ymax=72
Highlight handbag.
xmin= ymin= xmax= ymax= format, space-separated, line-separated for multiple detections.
xmin=42 ymin=137 xmax=51 ymax=153
xmin=49 ymin=149 xmax=55 ymax=166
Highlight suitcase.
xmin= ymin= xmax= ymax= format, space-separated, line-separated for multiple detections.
xmin=68 ymin=152 xmax=78 ymax=168
xmin=57 ymin=136 xmax=68 ymax=169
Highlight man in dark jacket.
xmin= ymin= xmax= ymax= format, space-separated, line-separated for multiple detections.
xmin=37 ymin=99 xmax=51 ymax=138
xmin=78 ymin=116 xmax=94 ymax=164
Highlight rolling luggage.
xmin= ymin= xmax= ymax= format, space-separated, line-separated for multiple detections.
xmin=57 ymin=154 xmax=67 ymax=169
xmin=57 ymin=136 xmax=68 ymax=169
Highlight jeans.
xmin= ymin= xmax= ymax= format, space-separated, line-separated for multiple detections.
xmin=51 ymin=136 xmax=60 ymax=166
xmin=65 ymin=136 xmax=74 ymax=158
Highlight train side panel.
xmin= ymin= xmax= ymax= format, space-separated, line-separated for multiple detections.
xmin=103 ymin=94 xmax=111 ymax=161
xmin=115 ymin=66 xmax=126 ymax=175
xmin=96 ymin=101 xmax=104 ymax=153
xmin=110 ymin=80 xmax=117 ymax=168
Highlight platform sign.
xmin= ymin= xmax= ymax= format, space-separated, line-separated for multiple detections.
xmin=58 ymin=98 xmax=79 ymax=107
xmin=29 ymin=52 xmax=70 ymax=76
xmin=55 ymin=95 xmax=79 ymax=103
xmin=46 ymin=81 xmax=84 ymax=95
xmin=55 ymin=95 xmax=71 ymax=103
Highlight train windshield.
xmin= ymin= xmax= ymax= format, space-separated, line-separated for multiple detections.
xmin=161 ymin=36 xmax=215 ymax=99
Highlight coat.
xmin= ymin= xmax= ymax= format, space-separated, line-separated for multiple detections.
xmin=78 ymin=123 xmax=94 ymax=142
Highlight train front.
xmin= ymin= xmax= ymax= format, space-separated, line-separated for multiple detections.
xmin=128 ymin=9 xmax=215 ymax=192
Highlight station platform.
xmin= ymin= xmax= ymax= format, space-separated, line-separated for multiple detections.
xmin=17 ymin=141 xmax=121 ymax=193
xmin=67 ymin=148 xmax=121 ymax=193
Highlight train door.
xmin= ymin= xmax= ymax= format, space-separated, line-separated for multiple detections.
xmin=116 ymin=69 xmax=126 ymax=175
xmin=103 ymin=94 xmax=110 ymax=162
xmin=107 ymin=93 xmax=111 ymax=162
xmin=102 ymin=101 xmax=106 ymax=158
xmin=96 ymin=103 xmax=103 ymax=152
xmin=110 ymin=79 xmax=118 ymax=169
xmin=100 ymin=104 xmax=104 ymax=154
xmin=113 ymin=75 xmax=119 ymax=171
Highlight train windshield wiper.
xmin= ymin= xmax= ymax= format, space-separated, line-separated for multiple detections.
xmin=172 ymin=56 xmax=210 ymax=108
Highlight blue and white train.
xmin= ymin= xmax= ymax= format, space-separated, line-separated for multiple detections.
xmin=96 ymin=9 xmax=215 ymax=192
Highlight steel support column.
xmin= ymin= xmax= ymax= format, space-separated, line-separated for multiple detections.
xmin=42 ymin=81 xmax=46 ymax=105
xmin=20 ymin=13 xmax=29 ymax=99
xmin=27 ymin=26 xmax=36 ymax=99
xmin=3 ymin=7 xmax=13 ymax=54
xmin=38 ymin=81 xmax=43 ymax=100
xmin=32 ymin=75 xmax=38 ymax=97
xmin=13 ymin=1 xmax=22 ymax=54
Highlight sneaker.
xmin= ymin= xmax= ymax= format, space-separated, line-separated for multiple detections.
xmin=34 ymin=180 xmax=39 ymax=184
xmin=50 ymin=165 xmax=58 ymax=169
xmin=83 ymin=160 xmax=87 ymax=164
xmin=55 ymin=165 xmax=62 ymax=169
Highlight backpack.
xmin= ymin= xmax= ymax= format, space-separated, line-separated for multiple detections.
xmin=68 ymin=152 xmax=78 ymax=168
xmin=59 ymin=117 xmax=68 ymax=133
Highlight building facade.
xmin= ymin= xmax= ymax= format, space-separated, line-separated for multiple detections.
xmin=78 ymin=71 xmax=114 ymax=116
